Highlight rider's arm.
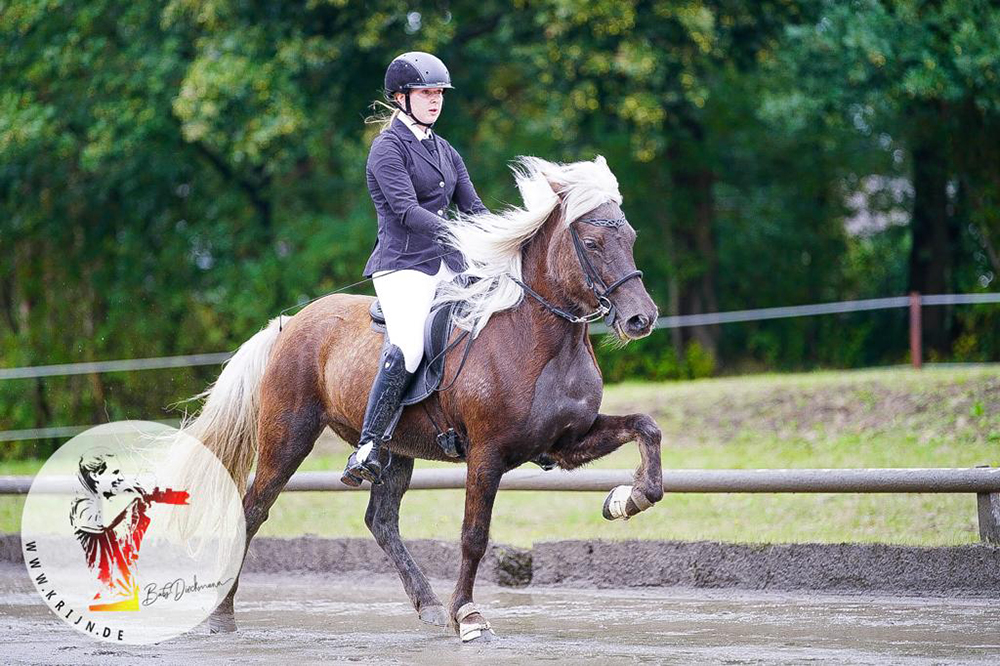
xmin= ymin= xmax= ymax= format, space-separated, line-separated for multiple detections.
xmin=368 ymin=137 xmax=446 ymax=238
xmin=449 ymin=146 xmax=489 ymax=216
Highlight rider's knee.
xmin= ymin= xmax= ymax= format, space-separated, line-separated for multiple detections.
xmin=396 ymin=339 xmax=424 ymax=373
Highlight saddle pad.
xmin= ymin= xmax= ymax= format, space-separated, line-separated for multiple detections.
xmin=369 ymin=297 xmax=459 ymax=406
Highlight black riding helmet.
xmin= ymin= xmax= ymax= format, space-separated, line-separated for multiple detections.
xmin=384 ymin=52 xmax=453 ymax=128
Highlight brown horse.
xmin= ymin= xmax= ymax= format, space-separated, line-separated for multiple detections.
xmin=183 ymin=155 xmax=662 ymax=642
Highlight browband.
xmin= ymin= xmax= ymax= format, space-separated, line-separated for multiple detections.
xmin=577 ymin=217 xmax=628 ymax=227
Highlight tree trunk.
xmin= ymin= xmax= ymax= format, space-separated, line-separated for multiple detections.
xmin=669 ymin=122 xmax=720 ymax=358
xmin=907 ymin=101 xmax=955 ymax=354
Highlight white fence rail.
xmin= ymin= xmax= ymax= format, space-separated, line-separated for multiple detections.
xmin=3 ymin=467 xmax=999 ymax=543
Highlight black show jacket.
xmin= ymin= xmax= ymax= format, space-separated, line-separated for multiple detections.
xmin=363 ymin=115 xmax=489 ymax=278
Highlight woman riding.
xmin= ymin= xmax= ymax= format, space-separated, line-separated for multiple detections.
xmin=341 ymin=51 xmax=490 ymax=487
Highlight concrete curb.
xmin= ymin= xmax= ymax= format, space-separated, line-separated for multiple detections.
xmin=531 ymin=539 xmax=1000 ymax=596
xmin=241 ymin=536 xmax=533 ymax=587
xmin=3 ymin=534 xmax=997 ymax=596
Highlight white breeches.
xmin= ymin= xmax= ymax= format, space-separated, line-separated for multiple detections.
xmin=372 ymin=261 xmax=456 ymax=373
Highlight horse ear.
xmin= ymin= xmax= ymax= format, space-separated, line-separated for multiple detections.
xmin=515 ymin=156 xmax=567 ymax=201
xmin=540 ymin=170 xmax=569 ymax=200
xmin=545 ymin=178 xmax=566 ymax=199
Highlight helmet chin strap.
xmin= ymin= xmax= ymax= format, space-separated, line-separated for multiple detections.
xmin=397 ymin=91 xmax=437 ymax=129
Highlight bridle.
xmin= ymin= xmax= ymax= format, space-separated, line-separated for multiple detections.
xmin=510 ymin=215 xmax=643 ymax=328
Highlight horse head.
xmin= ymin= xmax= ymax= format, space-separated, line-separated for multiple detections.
xmin=534 ymin=155 xmax=659 ymax=341
xmin=429 ymin=154 xmax=659 ymax=342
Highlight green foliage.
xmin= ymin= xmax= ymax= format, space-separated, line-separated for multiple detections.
xmin=1 ymin=1 xmax=999 ymax=453
xmin=684 ymin=340 xmax=716 ymax=379
xmin=594 ymin=335 xmax=715 ymax=382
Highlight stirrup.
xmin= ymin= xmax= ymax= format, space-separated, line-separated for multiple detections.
xmin=341 ymin=440 xmax=385 ymax=487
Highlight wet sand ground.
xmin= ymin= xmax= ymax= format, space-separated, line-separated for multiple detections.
xmin=2 ymin=563 xmax=997 ymax=665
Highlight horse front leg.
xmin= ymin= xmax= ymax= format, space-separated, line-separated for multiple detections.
xmin=548 ymin=413 xmax=663 ymax=520
xmin=449 ymin=447 xmax=504 ymax=643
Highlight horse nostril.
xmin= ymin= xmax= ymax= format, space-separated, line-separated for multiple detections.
xmin=626 ymin=313 xmax=650 ymax=334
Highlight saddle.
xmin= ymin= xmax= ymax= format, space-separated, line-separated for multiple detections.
xmin=369 ymin=298 xmax=469 ymax=458
xmin=369 ymin=298 xmax=466 ymax=407
xmin=367 ymin=293 xmax=558 ymax=470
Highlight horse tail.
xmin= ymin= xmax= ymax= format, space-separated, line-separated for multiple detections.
xmin=180 ymin=316 xmax=283 ymax=498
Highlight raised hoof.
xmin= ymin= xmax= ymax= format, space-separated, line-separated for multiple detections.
xmin=418 ymin=605 xmax=450 ymax=626
xmin=602 ymin=484 xmax=636 ymax=521
xmin=208 ymin=612 xmax=237 ymax=634
xmin=603 ymin=484 xmax=656 ymax=521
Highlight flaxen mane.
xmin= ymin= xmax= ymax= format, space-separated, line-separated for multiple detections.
xmin=431 ymin=155 xmax=623 ymax=337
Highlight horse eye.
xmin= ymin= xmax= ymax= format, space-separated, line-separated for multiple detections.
xmin=583 ymin=239 xmax=599 ymax=250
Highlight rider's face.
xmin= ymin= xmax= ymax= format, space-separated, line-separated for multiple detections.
xmin=397 ymin=88 xmax=444 ymax=124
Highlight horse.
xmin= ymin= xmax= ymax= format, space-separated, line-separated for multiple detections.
xmin=181 ymin=154 xmax=662 ymax=642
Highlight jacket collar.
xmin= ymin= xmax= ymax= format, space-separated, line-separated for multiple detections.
xmin=397 ymin=111 xmax=431 ymax=140
xmin=391 ymin=115 xmax=444 ymax=177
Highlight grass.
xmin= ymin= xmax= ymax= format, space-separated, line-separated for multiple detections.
xmin=3 ymin=365 xmax=999 ymax=547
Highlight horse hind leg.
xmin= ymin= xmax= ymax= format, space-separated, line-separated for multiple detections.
xmin=365 ymin=454 xmax=449 ymax=626
xmin=208 ymin=400 xmax=326 ymax=633
xmin=548 ymin=413 xmax=663 ymax=520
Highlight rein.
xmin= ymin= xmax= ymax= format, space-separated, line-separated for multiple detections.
xmin=510 ymin=216 xmax=643 ymax=328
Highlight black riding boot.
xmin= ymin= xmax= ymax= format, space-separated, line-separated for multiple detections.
xmin=341 ymin=343 xmax=414 ymax=487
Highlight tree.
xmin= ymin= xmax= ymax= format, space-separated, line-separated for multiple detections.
xmin=772 ymin=0 xmax=1000 ymax=353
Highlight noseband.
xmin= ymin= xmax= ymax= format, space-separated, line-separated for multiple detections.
xmin=510 ymin=215 xmax=644 ymax=328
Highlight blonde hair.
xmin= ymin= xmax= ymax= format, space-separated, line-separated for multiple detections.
xmin=364 ymin=98 xmax=401 ymax=135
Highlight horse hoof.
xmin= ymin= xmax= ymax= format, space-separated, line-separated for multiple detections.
xmin=418 ymin=605 xmax=450 ymax=626
xmin=463 ymin=627 xmax=494 ymax=644
xmin=208 ymin=612 xmax=237 ymax=634
xmin=456 ymin=603 xmax=494 ymax=643
xmin=603 ymin=484 xmax=656 ymax=520
xmin=602 ymin=484 xmax=634 ymax=521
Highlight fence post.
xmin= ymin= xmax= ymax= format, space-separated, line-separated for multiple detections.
xmin=976 ymin=465 xmax=1000 ymax=544
xmin=909 ymin=292 xmax=922 ymax=370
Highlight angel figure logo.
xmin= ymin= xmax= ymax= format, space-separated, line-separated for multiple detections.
xmin=21 ymin=421 xmax=245 ymax=644
xmin=69 ymin=448 xmax=191 ymax=612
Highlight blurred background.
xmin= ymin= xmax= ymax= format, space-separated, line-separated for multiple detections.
xmin=2 ymin=1 xmax=999 ymax=545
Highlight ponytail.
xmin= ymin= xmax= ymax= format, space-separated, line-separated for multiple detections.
xmin=364 ymin=99 xmax=401 ymax=137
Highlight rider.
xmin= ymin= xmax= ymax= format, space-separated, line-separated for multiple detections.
xmin=341 ymin=52 xmax=490 ymax=487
